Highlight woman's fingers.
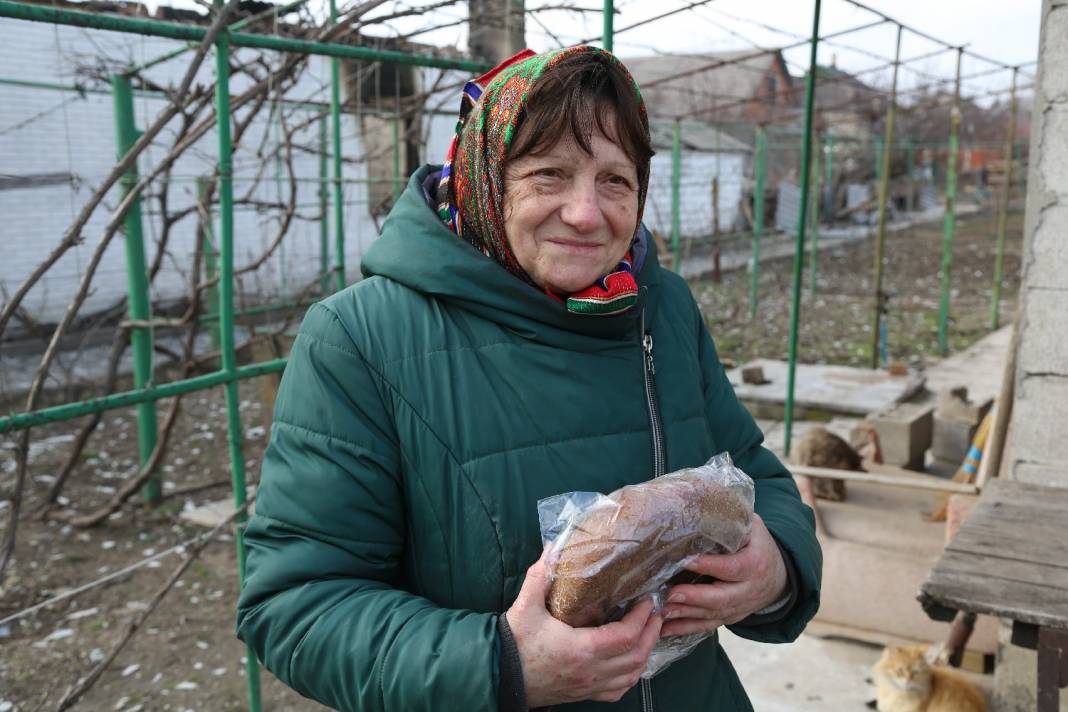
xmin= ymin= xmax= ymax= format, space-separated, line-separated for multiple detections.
xmin=513 ymin=547 xmax=553 ymax=610
xmin=585 ymin=597 xmax=656 ymax=657
xmin=666 ymin=581 xmax=744 ymax=612
xmin=588 ymin=671 xmax=645 ymax=702
xmin=660 ymin=603 xmax=719 ymax=620
xmin=683 ymin=547 xmax=754 ymax=582
xmin=660 ymin=617 xmax=722 ymax=637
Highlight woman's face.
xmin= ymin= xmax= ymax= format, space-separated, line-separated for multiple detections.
xmin=502 ymin=127 xmax=640 ymax=295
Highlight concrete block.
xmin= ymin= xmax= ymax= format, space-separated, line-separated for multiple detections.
xmin=1018 ymin=287 xmax=1068 ymax=376
xmin=994 ymin=619 xmax=1068 ymax=711
xmin=936 ymin=386 xmax=992 ymax=425
xmin=931 ymin=414 xmax=979 ymax=464
xmin=1026 ymin=205 xmax=1068 ymax=291
xmin=1011 ymin=375 xmax=1068 ymax=478
xmin=867 ymin=402 xmax=934 ymax=471
xmin=741 ymin=365 xmax=769 ymax=385
xmin=927 ymin=457 xmax=960 ymax=479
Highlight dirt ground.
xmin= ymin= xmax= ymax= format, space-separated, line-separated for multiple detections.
xmin=0 ymin=209 xmax=1023 ymax=711
xmin=0 ymin=382 xmax=328 ymax=711
xmin=692 ymin=209 xmax=1024 ymax=369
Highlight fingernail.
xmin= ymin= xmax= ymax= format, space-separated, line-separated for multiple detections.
xmin=668 ymin=593 xmax=685 ymax=604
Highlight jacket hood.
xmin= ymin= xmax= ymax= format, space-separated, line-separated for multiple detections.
xmin=361 ymin=165 xmax=663 ymax=343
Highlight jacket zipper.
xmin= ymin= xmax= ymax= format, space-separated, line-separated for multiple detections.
xmin=639 ymin=308 xmax=663 ymax=712
xmin=641 ymin=310 xmax=665 ymax=480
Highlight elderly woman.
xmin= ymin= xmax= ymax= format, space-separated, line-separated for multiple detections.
xmin=236 ymin=46 xmax=821 ymax=712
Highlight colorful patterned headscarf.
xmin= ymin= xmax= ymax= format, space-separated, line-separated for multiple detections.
xmin=436 ymin=46 xmax=649 ymax=316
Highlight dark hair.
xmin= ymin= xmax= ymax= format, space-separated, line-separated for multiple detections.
xmin=507 ymin=52 xmax=654 ymax=183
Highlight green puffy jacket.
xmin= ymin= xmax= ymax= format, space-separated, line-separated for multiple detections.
xmin=236 ymin=165 xmax=821 ymax=712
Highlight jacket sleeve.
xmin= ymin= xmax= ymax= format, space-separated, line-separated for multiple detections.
xmin=236 ymin=302 xmax=501 ymax=712
xmin=693 ymin=305 xmax=822 ymax=644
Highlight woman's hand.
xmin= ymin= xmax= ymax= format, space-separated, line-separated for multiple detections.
xmin=505 ymin=550 xmax=663 ymax=707
xmin=659 ymin=513 xmax=788 ymax=637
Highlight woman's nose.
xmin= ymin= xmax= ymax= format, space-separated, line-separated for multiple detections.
xmin=559 ymin=182 xmax=606 ymax=234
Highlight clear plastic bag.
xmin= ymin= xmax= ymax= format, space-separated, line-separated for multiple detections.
xmin=538 ymin=453 xmax=755 ymax=678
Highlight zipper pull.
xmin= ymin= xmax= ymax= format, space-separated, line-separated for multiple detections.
xmin=643 ymin=332 xmax=655 ymax=375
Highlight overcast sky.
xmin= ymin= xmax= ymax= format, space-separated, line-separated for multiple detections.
xmin=149 ymin=0 xmax=1042 ymax=100
xmin=367 ymin=0 xmax=1043 ymax=101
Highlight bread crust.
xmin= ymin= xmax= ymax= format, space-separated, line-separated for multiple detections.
xmin=546 ymin=472 xmax=751 ymax=628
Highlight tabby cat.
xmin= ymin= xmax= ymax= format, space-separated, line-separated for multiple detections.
xmin=872 ymin=644 xmax=986 ymax=712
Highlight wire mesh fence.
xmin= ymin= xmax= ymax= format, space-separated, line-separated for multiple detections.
xmin=0 ymin=0 xmax=1035 ymax=708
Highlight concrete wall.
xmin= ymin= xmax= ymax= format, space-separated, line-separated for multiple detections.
xmin=1008 ymin=0 xmax=1068 ymax=488
xmin=997 ymin=2 xmax=1068 ymax=709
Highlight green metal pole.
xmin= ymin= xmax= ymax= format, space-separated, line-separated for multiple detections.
xmin=671 ymin=118 xmax=681 ymax=270
xmin=329 ymin=0 xmax=345 ymax=292
xmin=392 ymin=113 xmax=402 ymax=203
xmin=991 ymin=67 xmax=1018 ymax=331
xmin=197 ymin=177 xmax=221 ymax=365
xmin=602 ymin=0 xmax=613 ymax=52
xmin=783 ymin=0 xmax=822 ymax=458
xmin=272 ymin=101 xmax=288 ymax=297
xmin=318 ymin=116 xmax=331 ymax=294
xmin=0 ymin=1 xmax=490 ymax=72
xmin=749 ymin=126 xmax=766 ymax=319
xmin=111 ymin=74 xmax=161 ymax=505
xmin=211 ymin=4 xmax=261 ymax=709
xmin=0 ymin=360 xmax=287 ymax=435
xmin=809 ymin=135 xmax=822 ymax=298
xmin=869 ymin=25 xmax=902 ymax=370
xmin=131 ymin=0 xmax=309 ymax=74
xmin=937 ymin=49 xmax=963 ymax=357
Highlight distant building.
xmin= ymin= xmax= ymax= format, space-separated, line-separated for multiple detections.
xmin=626 ymin=50 xmax=798 ymax=131
xmin=644 ymin=121 xmax=751 ymax=240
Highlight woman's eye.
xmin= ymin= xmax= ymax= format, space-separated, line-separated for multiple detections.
xmin=532 ymin=167 xmax=562 ymax=179
xmin=605 ymin=174 xmax=632 ymax=188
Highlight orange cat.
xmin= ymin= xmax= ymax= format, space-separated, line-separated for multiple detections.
xmin=872 ymin=644 xmax=986 ymax=712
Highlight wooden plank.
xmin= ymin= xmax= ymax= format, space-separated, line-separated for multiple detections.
xmin=948 ymin=521 xmax=1068 ymax=570
xmin=791 ymin=464 xmax=978 ymax=494
xmin=922 ymin=479 xmax=1068 ymax=629
xmin=804 ymin=620 xmax=990 ymax=673
xmin=942 ymin=479 xmax=1068 ymax=567
xmin=984 ymin=479 xmax=1068 ymax=510
xmin=922 ymin=561 xmax=1068 ymax=629
xmin=933 ymin=549 xmax=1068 ymax=592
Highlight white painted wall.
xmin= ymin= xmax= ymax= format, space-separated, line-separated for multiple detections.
xmin=0 ymin=21 xmax=407 ymax=326
xmin=645 ymin=149 xmax=746 ymax=240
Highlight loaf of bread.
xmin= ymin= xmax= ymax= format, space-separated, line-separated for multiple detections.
xmin=546 ymin=470 xmax=751 ymax=628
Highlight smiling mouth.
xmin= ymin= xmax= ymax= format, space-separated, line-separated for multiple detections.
xmin=547 ymin=239 xmax=602 ymax=253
